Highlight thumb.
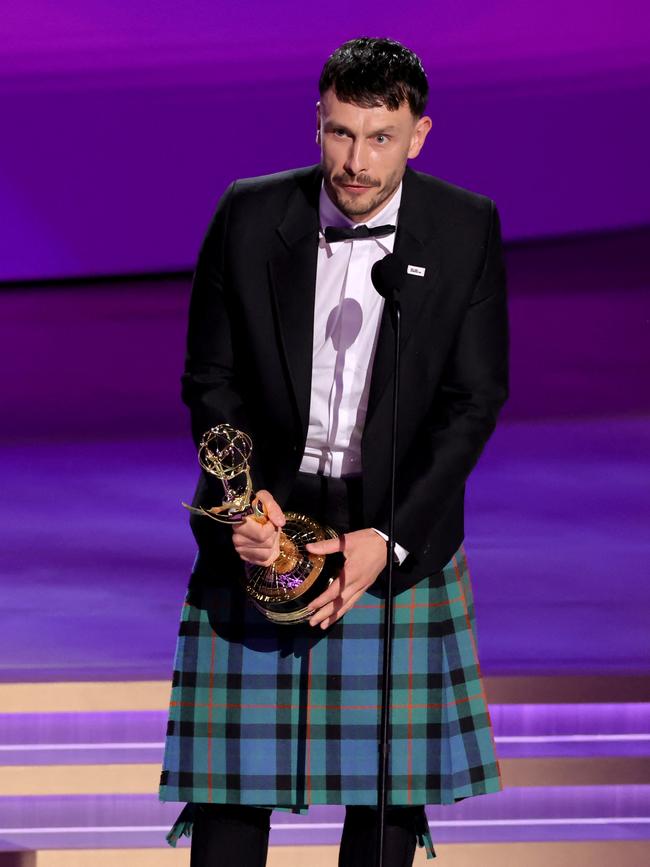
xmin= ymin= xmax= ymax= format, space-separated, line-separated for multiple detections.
xmin=254 ymin=490 xmax=286 ymax=527
xmin=306 ymin=535 xmax=344 ymax=556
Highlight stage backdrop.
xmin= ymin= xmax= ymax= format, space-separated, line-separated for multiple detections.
xmin=2 ymin=1 xmax=649 ymax=281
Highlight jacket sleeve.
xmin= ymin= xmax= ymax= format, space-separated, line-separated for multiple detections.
xmin=181 ymin=182 xmax=253 ymax=449
xmin=378 ymin=200 xmax=509 ymax=556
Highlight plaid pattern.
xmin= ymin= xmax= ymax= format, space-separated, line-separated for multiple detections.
xmin=159 ymin=542 xmax=501 ymax=808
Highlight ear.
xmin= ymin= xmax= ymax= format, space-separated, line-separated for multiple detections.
xmin=407 ymin=115 xmax=432 ymax=159
xmin=315 ymin=101 xmax=322 ymax=145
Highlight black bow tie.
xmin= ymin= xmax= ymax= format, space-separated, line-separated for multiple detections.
xmin=323 ymin=224 xmax=396 ymax=243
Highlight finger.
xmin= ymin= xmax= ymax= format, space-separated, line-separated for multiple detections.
xmin=308 ymin=571 xmax=360 ymax=625
xmin=233 ymin=541 xmax=278 ymax=558
xmin=311 ymin=587 xmax=366 ymax=629
xmin=308 ymin=565 xmax=374 ymax=624
xmin=306 ymin=536 xmax=345 ymax=556
xmin=233 ymin=517 xmax=277 ymax=543
xmin=255 ymin=490 xmax=286 ymax=527
xmin=309 ymin=562 xmax=374 ymax=611
xmin=241 ymin=556 xmax=278 ymax=567
xmin=308 ymin=577 xmax=342 ymax=612
xmin=309 ymin=558 xmax=374 ymax=608
xmin=235 ymin=543 xmax=280 ymax=567
xmin=309 ymin=594 xmax=344 ymax=627
xmin=233 ymin=531 xmax=280 ymax=558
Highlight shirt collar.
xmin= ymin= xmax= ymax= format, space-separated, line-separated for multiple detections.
xmin=319 ymin=180 xmax=402 ymax=242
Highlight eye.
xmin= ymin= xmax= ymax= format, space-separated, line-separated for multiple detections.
xmin=375 ymin=134 xmax=389 ymax=144
xmin=333 ymin=128 xmax=348 ymax=138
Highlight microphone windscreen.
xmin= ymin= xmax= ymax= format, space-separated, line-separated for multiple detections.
xmin=371 ymin=253 xmax=406 ymax=300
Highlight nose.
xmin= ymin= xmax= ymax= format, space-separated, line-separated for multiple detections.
xmin=343 ymin=138 xmax=369 ymax=178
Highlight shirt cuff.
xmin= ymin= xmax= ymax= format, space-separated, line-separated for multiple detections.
xmin=371 ymin=528 xmax=409 ymax=565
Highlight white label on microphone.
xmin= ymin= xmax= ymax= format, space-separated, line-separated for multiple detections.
xmin=407 ymin=264 xmax=426 ymax=277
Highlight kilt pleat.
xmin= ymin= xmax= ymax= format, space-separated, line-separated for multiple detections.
xmin=159 ymin=543 xmax=502 ymax=808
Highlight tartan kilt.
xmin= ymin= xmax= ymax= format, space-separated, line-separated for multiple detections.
xmin=159 ymin=541 xmax=502 ymax=808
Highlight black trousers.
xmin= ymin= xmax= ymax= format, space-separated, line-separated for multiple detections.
xmin=190 ymin=803 xmax=425 ymax=867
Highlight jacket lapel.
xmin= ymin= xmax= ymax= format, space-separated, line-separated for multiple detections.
xmin=268 ymin=167 xmax=321 ymax=440
xmin=364 ymin=167 xmax=442 ymax=429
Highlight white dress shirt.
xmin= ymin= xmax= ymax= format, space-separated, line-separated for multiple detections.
xmin=299 ymin=181 xmax=408 ymax=562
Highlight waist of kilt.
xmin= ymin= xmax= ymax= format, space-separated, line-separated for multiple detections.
xmin=284 ymin=471 xmax=364 ymax=535
xmin=190 ymin=469 xmax=465 ymax=597
xmin=160 ymin=540 xmax=502 ymax=811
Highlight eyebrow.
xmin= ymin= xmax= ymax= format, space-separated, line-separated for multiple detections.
xmin=324 ymin=121 xmax=398 ymax=135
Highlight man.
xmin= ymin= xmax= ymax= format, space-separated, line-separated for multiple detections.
xmin=160 ymin=37 xmax=508 ymax=866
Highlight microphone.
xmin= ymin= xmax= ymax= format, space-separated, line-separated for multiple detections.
xmin=370 ymin=253 xmax=406 ymax=867
xmin=371 ymin=252 xmax=406 ymax=305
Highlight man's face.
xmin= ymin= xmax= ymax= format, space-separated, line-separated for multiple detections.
xmin=317 ymin=88 xmax=432 ymax=222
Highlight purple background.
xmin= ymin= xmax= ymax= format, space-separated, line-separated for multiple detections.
xmin=2 ymin=1 xmax=650 ymax=280
xmin=1 ymin=6 xmax=649 ymax=855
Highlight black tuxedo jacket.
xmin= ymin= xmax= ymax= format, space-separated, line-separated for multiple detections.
xmin=183 ymin=164 xmax=509 ymax=595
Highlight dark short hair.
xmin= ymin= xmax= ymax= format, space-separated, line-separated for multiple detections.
xmin=319 ymin=37 xmax=429 ymax=117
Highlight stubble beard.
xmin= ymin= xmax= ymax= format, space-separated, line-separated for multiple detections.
xmin=325 ymin=171 xmax=402 ymax=222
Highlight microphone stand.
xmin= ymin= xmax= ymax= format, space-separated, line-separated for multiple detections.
xmin=376 ymin=295 xmax=401 ymax=867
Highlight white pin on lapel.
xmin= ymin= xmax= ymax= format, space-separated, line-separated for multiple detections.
xmin=407 ymin=265 xmax=426 ymax=277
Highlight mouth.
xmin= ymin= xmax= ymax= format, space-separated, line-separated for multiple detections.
xmin=339 ymin=183 xmax=374 ymax=192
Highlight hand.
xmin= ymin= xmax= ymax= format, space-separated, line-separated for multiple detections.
xmin=231 ymin=489 xmax=286 ymax=566
xmin=305 ymin=529 xmax=388 ymax=629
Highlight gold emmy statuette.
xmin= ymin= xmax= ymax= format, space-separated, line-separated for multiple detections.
xmin=182 ymin=424 xmax=340 ymax=624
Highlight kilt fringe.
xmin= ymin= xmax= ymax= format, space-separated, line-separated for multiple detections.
xmin=165 ymin=802 xmax=437 ymax=858
xmin=166 ymin=802 xmax=196 ymax=847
